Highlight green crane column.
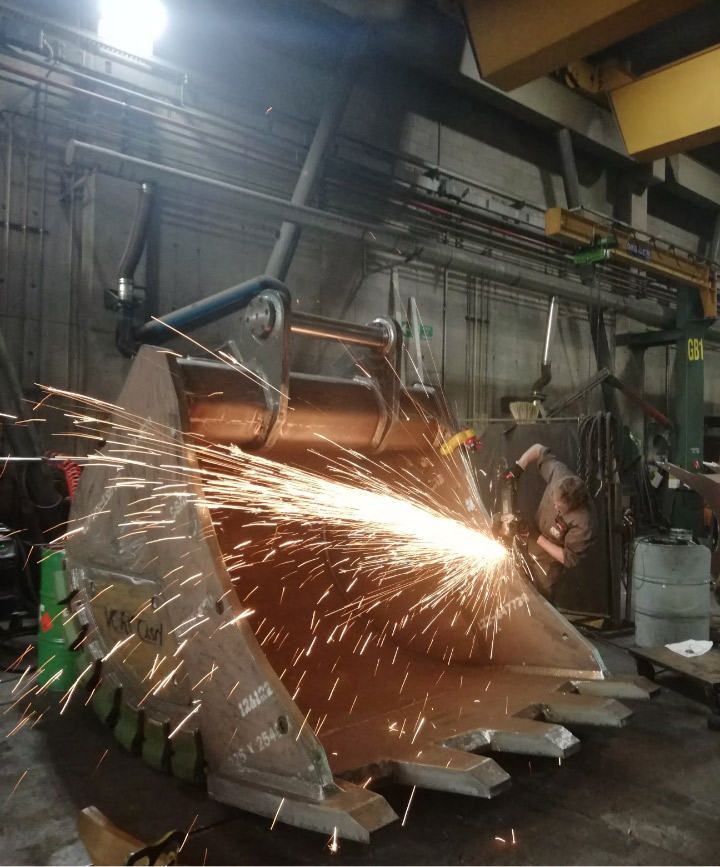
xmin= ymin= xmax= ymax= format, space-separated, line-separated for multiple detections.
xmin=675 ymin=287 xmax=709 ymax=470
xmin=672 ymin=287 xmax=711 ymax=534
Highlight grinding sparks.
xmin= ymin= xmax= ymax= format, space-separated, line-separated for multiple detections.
xmin=401 ymin=785 xmax=417 ymax=827
xmin=270 ymin=797 xmax=285 ymax=830
xmin=168 ymin=702 xmax=201 ymax=739
xmin=92 ymin=749 xmax=109 ymax=777
xmin=200 ymin=443 xmax=508 ymax=615
xmin=43 ymin=384 xmax=517 ymax=659
xmin=5 ymin=770 xmax=27 ymax=803
xmin=24 ymin=377 xmax=533 ymax=805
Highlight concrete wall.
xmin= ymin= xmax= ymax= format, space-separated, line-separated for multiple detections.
xmin=0 ymin=10 xmax=715 ymax=454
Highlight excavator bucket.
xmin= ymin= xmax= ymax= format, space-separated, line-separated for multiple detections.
xmin=60 ymin=286 xmax=656 ymax=841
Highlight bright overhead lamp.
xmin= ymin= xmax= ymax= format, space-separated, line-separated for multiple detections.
xmin=98 ymin=0 xmax=167 ymax=57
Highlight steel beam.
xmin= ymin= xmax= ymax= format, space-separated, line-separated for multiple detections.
xmin=610 ymin=44 xmax=720 ymax=161
xmin=557 ymin=128 xmax=582 ymax=209
xmin=265 ymin=29 xmax=365 ymax=281
xmin=456 ymin=32 xmax=720 ymax=208
xmin=460 ymin=0 xmax=705 ymax=92
xmin=615 ymin=329 xmax=682 ymax=348
xmin=667 ymin=155 xmax=720 ymax=209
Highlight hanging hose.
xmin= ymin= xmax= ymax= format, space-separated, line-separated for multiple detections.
xmin=116 ymin=182 xmax=155 ymax=357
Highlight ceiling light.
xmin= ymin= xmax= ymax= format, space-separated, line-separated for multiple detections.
xmin=98 ymin=0 xmax=167 ymax=57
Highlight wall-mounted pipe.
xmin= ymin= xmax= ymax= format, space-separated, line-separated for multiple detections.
xmin=370 ymin=240 xmax=674 ymax=331
xmin=116 ymin=181 xmax=155 ymax=356
xmin=66 ymin=140 xmax=394 ymax=246
xmin=68 ymin=140 xmax=717 ymax=341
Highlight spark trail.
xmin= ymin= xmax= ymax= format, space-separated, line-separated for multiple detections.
xmin=48 ymin=386 xmax=513 ymax=632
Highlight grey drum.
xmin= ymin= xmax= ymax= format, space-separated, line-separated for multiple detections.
xmin=633 ymin=536 xmax=711 ymax=647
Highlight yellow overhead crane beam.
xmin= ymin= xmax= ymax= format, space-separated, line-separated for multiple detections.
xmin=545 ymin=207 xmax=717 ymax=318
xmin=460 ymin=0 xmax=706 ymax=92
xmin=609 ymin=44 xmax=720 ymax=160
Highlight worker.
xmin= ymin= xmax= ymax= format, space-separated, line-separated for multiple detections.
xmin=506 ymin=443 xmax=597 ymax=604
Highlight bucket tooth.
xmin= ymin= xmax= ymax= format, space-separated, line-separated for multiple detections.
xmin=391 ymin=745 xmax=511 ymax=798
xmin=539 ymin=694 xmax=632 ymax=727
xmin=485 ymin=716 xmax=580 ymax=757
xmin=208 ymin=775 xmax=397 ymax=842
xmin=569 ymin=675 xmax=660 ymax=700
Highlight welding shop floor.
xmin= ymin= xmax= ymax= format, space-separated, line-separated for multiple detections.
xmin=1 ymin=634 xmax=719 ymax=866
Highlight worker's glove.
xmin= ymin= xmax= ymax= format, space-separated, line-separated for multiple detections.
xmin=525 ymin=530 xmax=540 ymax=550
xmin=505 ymin=461 xmax=524 ymax=481
xmin=515 ymin=529 xmax=538 ymax=555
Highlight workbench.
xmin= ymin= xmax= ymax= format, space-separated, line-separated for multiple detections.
xmin=629 ymin=645 xmax=720 ymax=729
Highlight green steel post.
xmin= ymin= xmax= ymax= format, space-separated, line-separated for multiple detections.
xmin=674 ymin=288 xmax=709 ymax=471
xmin=672 ymin=287 xmax=711 ymax=534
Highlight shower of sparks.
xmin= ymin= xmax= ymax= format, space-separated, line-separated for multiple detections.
xmin=327 ymin=827 xmax=339 ymax=854
xmin=199 ymin=442 xmax=510 ymax=624
xmin=25 ymin=371 xmax=534 ymax=743
xmin=45 ymin=384 xmax=513 ymax=641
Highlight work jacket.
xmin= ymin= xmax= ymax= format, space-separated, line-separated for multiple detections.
xmin=534 ymin=448 xmax=597 ymax=570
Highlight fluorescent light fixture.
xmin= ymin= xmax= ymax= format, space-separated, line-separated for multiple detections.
xmin=98 ymin=0 xmax=167 ymax=57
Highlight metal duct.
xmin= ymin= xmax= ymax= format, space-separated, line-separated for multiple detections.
xmin=116 ymin=181 xmax=155 ymax=356
xmin=118 ymin=182 xmax=154 ymax=283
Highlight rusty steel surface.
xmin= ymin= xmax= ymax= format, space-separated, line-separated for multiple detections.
xmin=62 ymin=329 xmax=656 ymax=841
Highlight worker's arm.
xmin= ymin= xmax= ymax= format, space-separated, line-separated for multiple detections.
xmin=535 ymin=533 xmax=565 ymax=565
xmin=520 ymin=444 xmax=568 ymax=486
xmin=516 ymin=443 xmax=545 ymax=470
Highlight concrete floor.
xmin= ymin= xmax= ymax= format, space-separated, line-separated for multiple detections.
xmin=1 ymin=633 xmax=719 ymax=866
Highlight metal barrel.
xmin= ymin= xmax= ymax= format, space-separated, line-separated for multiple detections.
xmin=37 ymin=549 xmax=75 ymax=691
xmin=633 ymin=536 xmax=711 ymax=647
